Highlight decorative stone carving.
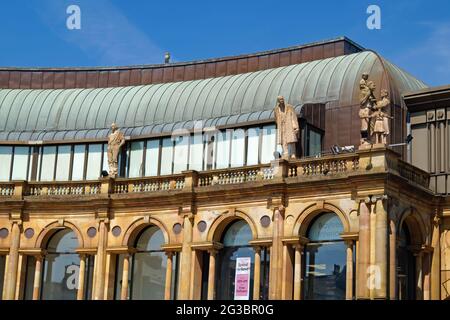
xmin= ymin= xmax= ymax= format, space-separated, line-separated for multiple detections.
xmin=359 ymin=73 xmax=377 ymax=146
xmin=358 ymin=74 xmax=392 ymax=146
xmin=107 ymin=123 xmax=125 ymax=177
xmin=370 ymin=89 xmax=393 ymax=144
xmin=274 ymin=96 xmax=299 ymax=159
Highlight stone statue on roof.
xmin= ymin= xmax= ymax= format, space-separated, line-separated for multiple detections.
xmin=107 ymin=123 xmax=125 ymax=177
xmin=274 ymin=96 xmax=299 ymax=159
xmin=371 ymin=89 xmax=392 ymax=144
xmin=358 ymin=73 xmax=393 ymax=147
xmin=358 ymin=73 xmax=377 ymax=146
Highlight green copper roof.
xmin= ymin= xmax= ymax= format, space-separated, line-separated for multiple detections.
xmin=0 ymin=51 xmax=427 ymax=142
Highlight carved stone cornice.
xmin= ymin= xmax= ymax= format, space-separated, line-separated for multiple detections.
xmin=105 ymin=246 xmax=136 ymax=254
xmin=18 ymin=248 xmax=47 ymax=257
xmin=281 ymin=236 xmax=309 ymax=247
xmin=248 ymin=238 xmax=273 ymax=248
xmin=340 ymin=232 xmax=359 ymax=242
xmin=161 ymin=243 xmax=183 ymax=252
xmin=190 ymin=241 xmax=223 ymax=251
xmin=75 ymin=248 xmax=98 ymax=255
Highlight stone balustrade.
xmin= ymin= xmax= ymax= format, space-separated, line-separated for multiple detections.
xmin=27 ymin=181 xmax=101 ymax=196
xmin=0 ymin=184 xmax=15 ymax=196
xmin=198 ymin=164 xmax=273 ymax=187
xmin=288 ymin=154 xmax=360 ymax=177
xmin=114 ymin=175 xmax=185 ymax=194
xmin=390 ymin=158 xmax=430 ymax=189
xmin=0 ymin=148 xmax=432 ymax=199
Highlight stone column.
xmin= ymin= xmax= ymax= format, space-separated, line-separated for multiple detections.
xmin=293 ymin=244 xmax=303 ymax=300
xmin=269 ymin=206 xmax=284 ymax=300
xmin=369 ymin=200 xmax=376 ymax=300
xmin=77 ymin=254 xmax=87 ymax=300
xmin=415 ymin=251 xmax=423 ymax=300
xmin=32 ymin=254 xmax=43 ymax=300
xmin=120 ymin=253 xmax=131 ymax=300
xmin=281 ymin=244 xmax=293 ymax=300
xmin=387 ymin=218 xmax=397 ymax=300
xmin=178 ymin=213 xmax=194 ymax=299
xmin=423 ymin=251 xmax=431 ymax=300
xmin=374 ymin=198 xmax=388 ymax=299
xmin=357 ymin=201 xmax=370 ymax=299
xmin=189 ymin=249 xmax=203 ymax=299
xmin=93 ymin=219 xmax=108 ymax=300
xmin=164 ymin=252 xmax=174 ymax=300
xmin=103 ymin=253 xmax=115 ymax=299
xmin=253 ymin=246 xmax=261 ymax=300
xmin=207 ymin=249 xmax=217 ymax=300
xmin=431 ymin=214 xmax=441 ymax=300
xmin=3 ymin=220 xmax=21 ymax=300
xmin=345 ymin=240 xmax=354 ymax=300
xmin=15 ymin=253 xmax=25 ymax=300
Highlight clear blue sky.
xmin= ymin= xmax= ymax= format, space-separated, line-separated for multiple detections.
xmin=1 ymin=0 xmax=449 ymax=86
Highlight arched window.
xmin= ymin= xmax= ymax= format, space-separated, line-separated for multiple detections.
xmin=397 ymin=223 xmax=416 ymax=300
xmin=41 ymin=229 xmax=79 ymax=300
xmin=216 ymin=220 xmax=255 ymax=300
xmin=130 ymin=226 xmax=168 ymax=300
xmin=304 ymin=213 xmax=346 ymax=300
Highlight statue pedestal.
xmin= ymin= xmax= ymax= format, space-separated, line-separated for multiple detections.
xmin=358 ymin=142 xmax=386 ymax=151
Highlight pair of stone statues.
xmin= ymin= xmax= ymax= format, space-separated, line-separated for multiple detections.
xmin=359 ymin=73 xmax=392 ymax=146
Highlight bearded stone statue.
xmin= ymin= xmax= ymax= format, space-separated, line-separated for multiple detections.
xmin=107 ymin=123 xmax=125 ymax=177
xmin=274 ymin=96 xmax=299 ymax=159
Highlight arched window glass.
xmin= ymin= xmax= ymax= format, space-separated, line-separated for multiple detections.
xmin=397 ymin=223 xmax=415 ymax=300
xmin=307 ymin=213 xmax=343 ymax=241
xmin=222 ymin=220 xmax=253 ymax=246
xmin=136 ymin=226 xmax=165 ymax=251
xmin=41 ymin=229 xmax=80 ymax=300
xmin=304 ymin=213 xmax=346 ymax=300
xmin=131 ymin=226 xmax=167 ymax=300
xmin=216 ymin=220 xmax=255 ymax=300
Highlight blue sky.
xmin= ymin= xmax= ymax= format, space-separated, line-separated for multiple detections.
xmin=0 ymin=0 xmax=449 ymax=86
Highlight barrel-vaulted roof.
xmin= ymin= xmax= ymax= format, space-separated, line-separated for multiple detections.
xmin=0 ymin=51 xmax=426 ymax=142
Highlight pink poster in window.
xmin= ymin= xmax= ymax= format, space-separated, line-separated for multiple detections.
xmin=234 ymin=257 xmax=251 ymax=300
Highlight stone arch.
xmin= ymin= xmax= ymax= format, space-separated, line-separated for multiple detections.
xmin=122 ymin=216 xmax=170 ymax=247
xmin=35 ymin=220 xmax=84 ymax=249
xmin=397 ymin=207 xmax=427 ymax=246
xmin=293 ymin=202 xmax=350 ymax=238
xmin=207 ymin=209 xmax=258 ymax=243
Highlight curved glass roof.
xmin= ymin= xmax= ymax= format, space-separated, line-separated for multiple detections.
xmin=0 ymin=51 xmax=427 ymax=142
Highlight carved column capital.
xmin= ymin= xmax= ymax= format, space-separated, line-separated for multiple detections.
xmin=267 ymin=194 xmax=287 ymax=212
xmin=433 ymin=211 xmax=442 ymax=226
xmin=178 ymin=204 xmax=196 ymax=220
xmin=207 ymin=248 xmax=219 ymax=256
xmin=96 ymin=208 xmax=111 ymax=223
xmin=252 ymin=245 xmax=262 ymax=254
xmin=165 ymin=251 xmax=175 ymax=259
xmin=9 ymin=209 xmax=23 ymax=226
